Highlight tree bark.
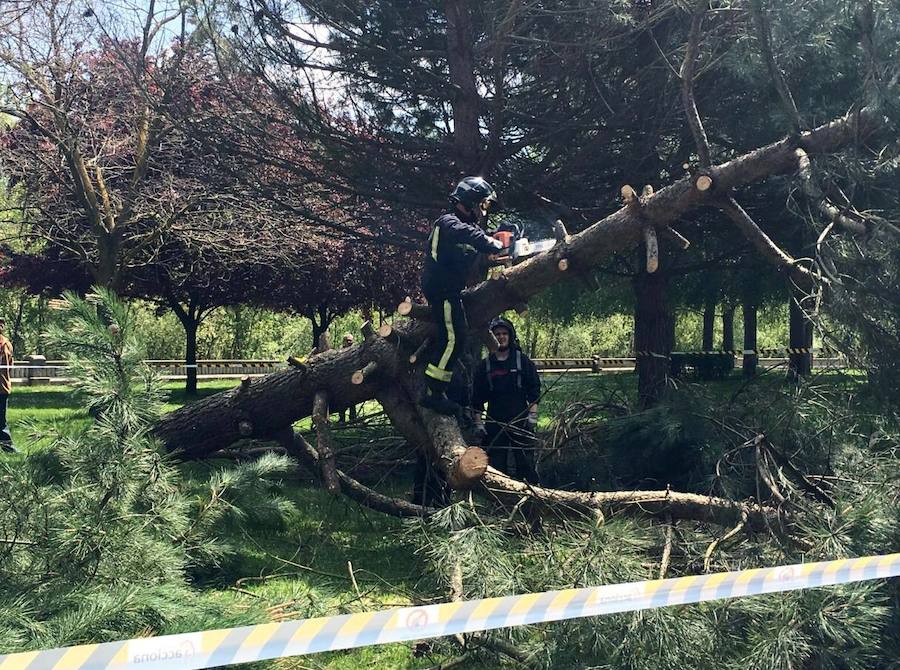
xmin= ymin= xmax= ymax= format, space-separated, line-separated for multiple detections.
xmin=634 ymin=268 xmax=673 ymax=409
xmin=309 ymin=304 xmax=331 ymax=352
xmin=742 ymin=301 xmax=758 ymax=377
xmin=702 ymin=298 xmax=716 ymax=351
xmin=787 ymin=221 xmax=814 ymax=379
xmin=184 ymin=317 xmax=198 ymax=395
xmin=167 ymin=293 xmax=203 ymax=396
xmin=788 ymin=282 xmax=814 ymax=378
xmin=722 ymin=305 xmax=736 ymax=351
xmin=480 ymin=469 xmax=779 ymax=530
xmin=443 ymin=0 xmax=481 ymax=172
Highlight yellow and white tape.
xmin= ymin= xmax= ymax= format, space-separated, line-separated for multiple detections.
xmin=1 ymin=553 xmax=897 ymax=670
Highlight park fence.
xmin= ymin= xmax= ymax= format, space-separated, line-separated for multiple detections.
xmin=7 ymin=351 xmax=847 ymax=385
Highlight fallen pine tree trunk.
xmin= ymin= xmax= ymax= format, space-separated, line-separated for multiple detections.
xmin=155 ymin=106 xmax=885 ymax=527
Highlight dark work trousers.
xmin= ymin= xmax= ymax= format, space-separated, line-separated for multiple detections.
xmin=413 ymin=451 xmax=450 ymax=508
xmin=423 ymin=294 xmax=468 ymax=387
xmin=485 ymin=420 xmax=538 ymax=483
xmin=0 ymin=394 xmax=12 ymax=450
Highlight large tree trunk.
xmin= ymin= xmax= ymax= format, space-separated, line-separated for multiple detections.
xmin=702 ymin=298 xmax=716 ymax=351
xmin=309 ymin=304 xmax=332 ymax=352
xmin=633 ymin=269 xmax=674 ymax=409
xmin=156 ymin=107 xmax=883 ymax=519
xmin=787 ymin=220 xmax=815 ymax=378
xmin=167 ymin=292 xmax=206 ymax=396
xmin=722 ymin=305 xmax=736 ymax=351
xmin=443 ymin=0 xmax=481 ymax=172
xmin=742 ymin=301 xmax=759 ymax=377
xmin=184 ymin=318 xmax=198 ymax=396
xmin=788 ymin=282 xmax=814 ymax=379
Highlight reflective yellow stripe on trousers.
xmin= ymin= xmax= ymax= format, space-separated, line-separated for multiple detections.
xmin=437 ymin=300 xmax=456 ymax=373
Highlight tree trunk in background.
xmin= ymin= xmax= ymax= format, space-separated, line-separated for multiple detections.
xmin=742 ymin=302 xmax=758 ymax=377
xmin=787 ymin=221 xmax=814 ymax=379
xmin=184 ymin=318 xmax=198 ymax=395
xmin=443 ymin=0 xmax=481 ymax=172
xmin=721 ymin=305 xmax=735 ymax=351
xmin=634 ymin=269 xmax=674 ymax=409
xmin=229 ymin=306 xmax=249 ymax=358
xmin=788 ymin=283 xmax=814 ymax=379
xmin=702 ymin=298 xmax=716 ymax=351
xmin=309 ymin=304 xmax=332 ymax=352
xmin=11 ymin=291 xmax=27 ymax=355
xmin=168 ymin=293 xmax=205 ymax=396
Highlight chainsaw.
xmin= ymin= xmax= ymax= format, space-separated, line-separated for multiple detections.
xmin=491 ymin=222 xmax=557 ymax=262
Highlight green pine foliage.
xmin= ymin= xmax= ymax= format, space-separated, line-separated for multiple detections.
xmin=0 ymin=289 xmax=297 ymax=651
xmin=407 ymin=373 xmax=899 ymax=669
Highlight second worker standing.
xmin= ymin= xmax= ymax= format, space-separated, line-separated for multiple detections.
xmin=473 ymin=317 xmax=541 ymax=483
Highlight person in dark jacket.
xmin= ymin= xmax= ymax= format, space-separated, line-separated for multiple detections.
xmin=419 ymin=177 xmax=506 ymax=415
xmin=472 ymin=317 xmax=541 ymax=483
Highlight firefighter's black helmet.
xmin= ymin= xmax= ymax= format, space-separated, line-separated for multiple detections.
xmin=449 ymin=176 xmax=496 ymax=211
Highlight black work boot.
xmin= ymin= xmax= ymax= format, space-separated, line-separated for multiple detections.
xmin=418 ymin=379 xmax=461 ymax=417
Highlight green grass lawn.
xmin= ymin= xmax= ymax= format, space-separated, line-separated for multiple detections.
xmin=3 ymin=367 xmax=867 ymax=668
xmin=4 ymin=380 xmax=462 ymax=669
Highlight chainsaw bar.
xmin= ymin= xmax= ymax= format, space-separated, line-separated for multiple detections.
xmin=512 ymin=237 xmax=557 ymax=259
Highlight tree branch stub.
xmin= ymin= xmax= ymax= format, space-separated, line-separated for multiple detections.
xmin=361 ymin=321 xmax=376 ymax=342
xmin=351 ymin=361 xmax=379 ymax=385
xmin=312 ymin=391 xmax=340 ymax=494
xmin=409 ymin=338 xmax=430 ymax=364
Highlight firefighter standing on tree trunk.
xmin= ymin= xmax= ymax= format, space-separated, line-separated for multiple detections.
xmin=473 ymin=317 xmax=541 ymax=483
xmin=419 ymin=177 xmax=507 ymax=415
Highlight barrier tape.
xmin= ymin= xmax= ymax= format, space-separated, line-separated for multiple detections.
xmin=1 ymin=554 xmax=896 ymax=670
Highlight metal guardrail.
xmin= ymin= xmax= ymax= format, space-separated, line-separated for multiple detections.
xmin=8 ymin=354 xmax=848 ymax=385
xmin=9 ymin=359 xmax=284 ymax=385
xmin=534 ymin=355 xmax=846 ymax=373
